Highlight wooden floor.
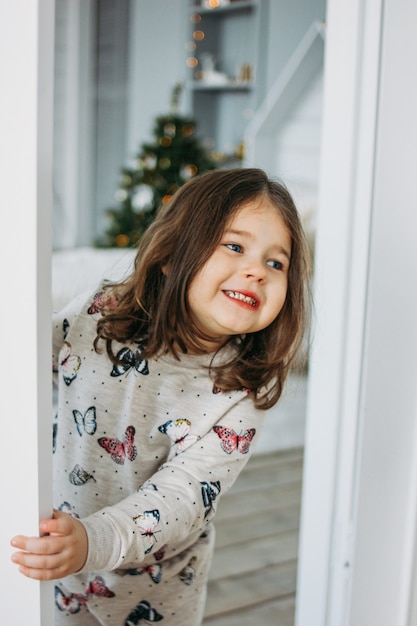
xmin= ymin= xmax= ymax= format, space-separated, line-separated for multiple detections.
xmin=203 ymin=448 xmax=303 ymax=626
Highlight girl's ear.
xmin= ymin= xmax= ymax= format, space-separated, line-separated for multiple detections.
xmin=161 ymin=264 xmax=169 ymax=276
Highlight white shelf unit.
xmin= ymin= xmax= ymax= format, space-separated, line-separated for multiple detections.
xmin=186 ymin=0 xmax=263 ymax=157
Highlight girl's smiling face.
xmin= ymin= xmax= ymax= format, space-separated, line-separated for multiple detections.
xmin=187 ymin=198 xmax=292 ymax=351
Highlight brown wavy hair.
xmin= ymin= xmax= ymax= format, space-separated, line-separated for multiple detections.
xmin=95 ymin=168 xmax=312 ymax=409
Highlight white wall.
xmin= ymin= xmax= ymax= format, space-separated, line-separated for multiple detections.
xmin=125 ymin=0 xmax=189 ymax=156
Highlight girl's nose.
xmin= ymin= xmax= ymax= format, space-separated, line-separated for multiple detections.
xmin=243 ymin=259 xmax=266 ymax=282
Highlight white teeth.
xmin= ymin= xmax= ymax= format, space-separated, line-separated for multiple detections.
xmin=224 ymin=291 xmax=257 ymax=307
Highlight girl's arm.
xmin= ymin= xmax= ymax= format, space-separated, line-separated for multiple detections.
xmin=11 ymin=391 xmax=268 ymax=579
xmin=11 ymin=291 xmax=97 ymax=581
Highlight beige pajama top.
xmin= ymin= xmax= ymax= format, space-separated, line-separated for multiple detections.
xmin=52 ymin=287 xmax=267 ymax=625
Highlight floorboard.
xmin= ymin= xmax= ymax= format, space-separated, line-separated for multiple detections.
xmin=203 ymin=448 xmax=303 ymax=625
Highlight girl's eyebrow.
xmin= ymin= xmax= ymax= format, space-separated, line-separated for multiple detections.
xmin=225 ymin=228 xmax=291 ymax=261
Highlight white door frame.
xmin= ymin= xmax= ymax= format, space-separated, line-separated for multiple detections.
xmin=0 ymin=1 xmax=54 ymax=623
xmin=296 ymin=0 xmax=417 ymax=624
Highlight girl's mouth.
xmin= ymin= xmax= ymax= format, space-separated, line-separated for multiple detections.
xmin=223 ymin=290 xmax=259 ymax=307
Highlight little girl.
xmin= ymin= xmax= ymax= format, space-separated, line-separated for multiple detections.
xmin=11 ymin=168 xmax=311 ymax=625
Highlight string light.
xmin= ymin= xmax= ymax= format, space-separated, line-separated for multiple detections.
xmin=190 ymin=13 xmax=201 ymax=24
xmin=186 ymin=57 xmax=198 ymax=68
xmin=115 ymin=234 xmax=129 ymax=247
xmin=159 ymin=157 xmax=171 ymax=169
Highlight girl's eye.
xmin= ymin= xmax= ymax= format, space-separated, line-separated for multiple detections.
xmin=267 ymin=259 xmax=283 ymax=270
xmin=225 ymin=243 xmax=243 ymax=253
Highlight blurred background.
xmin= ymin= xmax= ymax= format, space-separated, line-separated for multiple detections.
xmin=52 ymin=0 xmax=325 ymax=262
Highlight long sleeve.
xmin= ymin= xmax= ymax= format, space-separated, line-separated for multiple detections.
xmin=80 ymin=392 xmax=265 ymax=572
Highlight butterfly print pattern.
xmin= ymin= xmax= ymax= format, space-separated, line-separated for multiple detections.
xmin=98 ymin=425 xmax=137 ymax=464
xmin=111 ymin=346 xmax=149 ymax=377
xmin=125 ymin=600 xmax=163 ymax=625
xmin=85 ymin=575 xmax=115 ymax=598
xmin=69 ymin=464 xmax=96 ymax=486
xmin=138 ymin=481 xmax=158 ymax=492
xmin=201 ymin=480 xmax=221 ymax=518
xmin=127 ymin=563 xmax=162 ymax=584
xmin=212 ymin=384 xmax=249 ymax=395
xmin=59 ymin=341 xmax=81 ymax=386
xmin=58 ymin=501 xmax=80 ymax=518
xmin=213 ymin=425 xmax=256 ymax=454
xmin=52 ymin=421 xmax=58 ymax=453
xmin=178 ymin=556 xmax=197 ymax=586
xmin=55 ymin=577 xmax=115 ymax=614
xmin=54 ymin=586 xmax=86 ymax=614
xmin=133 ymin=509 xmax=161 ymax=555
xmin=153 ymin=545 xmax=167 ymax=561
xmin=87 ymin=290 xmax=116 ymax=315
xmin=157 ymin=418 xmax=198 ymax=454
xmin=73 ymin=406 xmax=97 ymax=436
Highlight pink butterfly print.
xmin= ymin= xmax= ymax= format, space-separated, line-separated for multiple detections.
xmin=87 ymin=291 xmax=106 ymax=315
xmin=87 ymin=290 xmax=116 ymax=315
xmin=133 ymin=509 xmax=161 ymax=554
xmin=85 ymin=575 xmax=115 ymax=598
xmin=157 ymin=418 xmax=198 ymax=454
xmin=98 ymin=425 xmax=137 ymax=464
xmin=127 ymin=563 xmax=162 ymax=584
xmin=59 ymin=341 xmax=81 ymax=386
xmin=213 ymin=425 xmax=256 ymax=455
xmin=54 ymin=586 xmax=86 ymax=614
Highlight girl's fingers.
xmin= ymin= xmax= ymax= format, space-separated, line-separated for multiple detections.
xmin=11 ymin=533 xmax=69 ymax=556
xmin=12 ymin=548 xmax=64 ymax=570
xmin=14 ymin=561 xmax=66 ymax=581
xmin=40 ymin=509 xmax=71 ymax=534
xmin=10 ymin=512 xmax=87 ymax=579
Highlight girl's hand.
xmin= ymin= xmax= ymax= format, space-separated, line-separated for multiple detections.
xmin=10 ymin=509 xmax=88 ymax=581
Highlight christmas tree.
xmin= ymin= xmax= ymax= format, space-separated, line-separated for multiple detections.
xmin=99 ymin=83 xmax=216 ymax=248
